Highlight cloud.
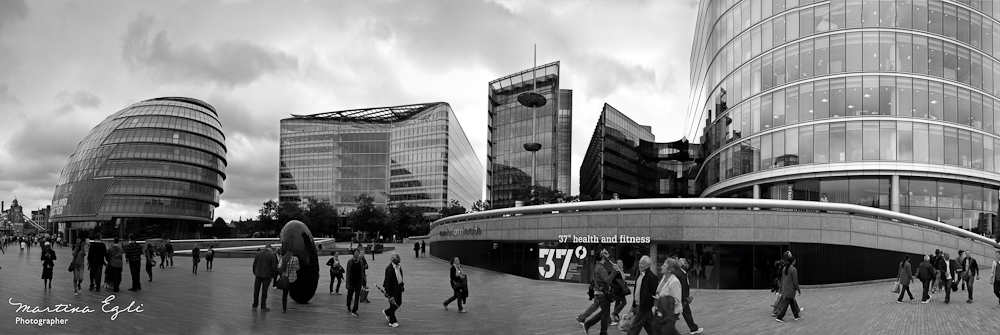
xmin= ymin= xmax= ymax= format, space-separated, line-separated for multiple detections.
xmin=571 ymin=53 xmax=658 ymax=101
xmin=120 ymin=12 xmax=299 ymax=88
xmin=0 ymin=83 xmax=19 ymax=105
xmin=54 ymin=89 xmax=101 ymax=114
xmin=0 ymin=0 xmax=29 ymax=33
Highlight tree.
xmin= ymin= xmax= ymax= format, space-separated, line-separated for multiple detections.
xmin=471 ymin=199 xmax=492 ymax=212
xmin=258 ymin=200 xmax=280 ymax=235
xmin=212 ymin=217 xmax=228 ymax=228
xmin=276 ymin=201 xmax=306 ymax=227
xmin=390 ymin=203 xmax=429 ymax=238
xmin=304 ymin=197 xmax=339 ymax=237
xmin=438 ymin=199 xmax=467 ymax=218
xmin=348 ymin=193 xmax=392 ymax=238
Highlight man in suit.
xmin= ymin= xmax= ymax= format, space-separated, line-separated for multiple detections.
xmin=382 ymin=253 xmax=404 ymax=328
xmin=942 ymin=252 xmax=959 ymax=303
xmin=252 ymin=244 xmax=278 ymax=310
xmin=87 ymin=233 xmax=107 ymax=292
xmin=917 ymin=255 xmax=936 ymax=303
xmin=627 ymin=256 xmax=658 ymax=335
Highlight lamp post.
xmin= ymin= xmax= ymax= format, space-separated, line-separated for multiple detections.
xmin=518 ymin=45 xmax=546 ymax=203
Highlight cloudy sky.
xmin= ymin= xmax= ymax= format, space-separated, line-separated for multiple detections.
xmin=0 ymin=0 xmax=699 ymax=222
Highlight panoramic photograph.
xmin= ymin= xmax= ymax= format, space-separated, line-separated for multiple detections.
xmin=2 ymin=0 xmax=1000 ymax=334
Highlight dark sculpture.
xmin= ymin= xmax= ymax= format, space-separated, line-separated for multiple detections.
xmin=280 ymin=220 xmax=319 ymax=303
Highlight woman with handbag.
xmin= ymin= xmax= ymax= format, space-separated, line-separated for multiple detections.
xmin=144 ymin=243 xmax=156 ymax=282
xmin=41 ymin=242 xmax=56 ymax=291
xmin=443 ymin=257 xmax=467 ymax=312
xmin=897 ymin=255 xmax=915 ymax=303
xmin=70 ymin=238 xmax=86 ymax=296
xmin=327 ymin=251 xmax=344 ymax=295
xmin=278 ymin=250 xmax=300 ymax=313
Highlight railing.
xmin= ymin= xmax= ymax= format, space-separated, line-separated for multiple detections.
xmin=431 ymin=198 xmax=1000 ymax=249
xmin=21 ymin=215 xmax=46 ymax=232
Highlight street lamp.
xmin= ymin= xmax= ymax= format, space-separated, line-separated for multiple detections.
xmin=518 ymin=45 xmax=546 ymax=200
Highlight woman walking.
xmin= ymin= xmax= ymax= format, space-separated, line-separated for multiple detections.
xmin=205 ymin=246 xmax=215 ymax=271
xmin=144 ymin=244 xmax=156 ymax=281
xmin=71 ymin=238 xmax=86 ymax=295
xmin=41 ymin=242 xmax=56 ymax=291
xmin=192 ymin=244 xmax=201 ymax=275
xmin=327 ymin=251 xmax=344 ymax=295
xmin=443 ymin=257 xmax=468 ymax=312
xmin=775 ymin=257 xmax=801 ymax=322
xmin=279 ymin=250 xmax=300 ymax=313
xmin=897 ymin=255 xmax=915 ymax=303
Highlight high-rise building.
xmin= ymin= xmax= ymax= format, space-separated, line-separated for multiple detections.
xmin=687 ymin=0 xmax=1000 ymax=235
xmin=581 ymin=104 xmax=701 ymax=201
xmin=487 ymin=61 xmax=572 ymax=208
xmin=50 ymin=97 xmax=227 ymax=240
xmin=279 ymin=102 xmax=483 ymax=217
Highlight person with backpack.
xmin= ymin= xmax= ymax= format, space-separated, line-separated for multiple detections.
xmin=205 ymin=246 xmax=215 ymax=271
xmin=896 ymin=255 xmax=915 ymax=303
xmin=579 ymin=247 xmax=620 ymax=335
xmin=327 ymin=251 xmax=344 ymax=295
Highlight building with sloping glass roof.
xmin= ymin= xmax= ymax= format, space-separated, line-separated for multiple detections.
xmin=279 ymin=102 xmax=483 ymax=217
xmin=50 ymin=97 xmax=226 ymax=240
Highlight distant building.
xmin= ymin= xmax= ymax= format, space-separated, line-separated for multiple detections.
xmin=279 ymin=102 xmax=483 ymax=217
xmin=487 ymin=61 xmax=572 ymax=208
xmin=581 ymin=104 xmax=701 ymax=201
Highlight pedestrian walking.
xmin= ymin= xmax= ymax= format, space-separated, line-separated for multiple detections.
xmin=413 ymin=242 xmax=420 ymax=258
xmin=991 ymin=250 xmax=1000 ymax=306
xmin=21 ymin=240 xmax=26 ymax=254
xmin=611 ymin=259 xmax=630 ymax=326
xmin=421 ymin=240 xmax=426 ymax=257
xmin=252 ymin=244 xmax=278 ymax=311
xmin=674 ymin=258 xmax=704 ymax=333
xmin=278 ymin=250 xmax=300 ymax=313
xmin=346 ymin=248 xmax=368 ymax=315
xmin=942 ymin=252 xmax=958 ymax=303
xmin=896 ymin=256 xmax=915 ymax=303
xmin=87 ymin=233 xmax=107 ymax=292
xmin=579 ymin=247 xmax=620 ymax=335
xmin=382 ymin=253 xmax=404 ymax=328
xmin=917 ymin=255 xmax=936 ymax=303
xmin=40 ymin=242 xmax=56 ymax=291
xmin=123 ymin=234 xmax=143 ymax=291
xmin=192 ymin=244 xmax=201 ymax=275
xmin=158 ymin=244 xmax=166 ymax=269
xmin=932 ymin=249 xmax=943 ymax=293
xmin=626 ymin=256 xmax=658 ymax=335
xmin=71 ymin=238 xmax=86 ymax=295
xmin=770 ymin=251 xmax=792 ymax=316
xmin=144 ymin=243 xmax=155 ymax=282
xmin=961 ymin=249 xmax=979 ymax=303
xmin=957 ymin=250 xmax=967 ymax=291
xmin=653 ymin=259 xmax=683 ymax=335
xmin=106 ymin=237 xmax=124 ymax=292
xmin=443 ymin=257 xmax=468 ymax=312
xmin=327 ymin=252 xmax=344 ymax=295
xmin=164 ymin=239 xmax=175 ymax=268
xmin=205 ymin=246 xmax=214 ymax=271
xmin=775 ymin=257 xmax=801 ymax=322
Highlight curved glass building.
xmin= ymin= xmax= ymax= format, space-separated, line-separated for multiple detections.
xmin=687 ymin=0 xmax=1000 ymax=235
xmin=50 ymin=97 xmax=226 ymax=239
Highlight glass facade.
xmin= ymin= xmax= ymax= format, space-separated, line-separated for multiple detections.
xmin=50 ymin=97 xmax=226 ymax=232
xmin=688 ymin=0 xmax=1000 ymax=235
xmin=279 ymin=103 xmax=483 ymax=216
xmin=580 ymin=104 xmax=702 ymax=200
xmin=488 ymin=62 xmax=572 ymax=208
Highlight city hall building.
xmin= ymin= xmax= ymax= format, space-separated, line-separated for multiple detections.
xmin=278 ymin=102 xmax=483 ymax=217
xmin=430 ymin=0 xmax=1000 ymax=289
xmin=50 ymin=97 xmax=227 ymax=240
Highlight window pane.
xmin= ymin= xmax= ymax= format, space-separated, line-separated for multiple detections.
xmin=800 ymin=124 xmax=814 ymax=164
xmin=863 ymin=31 xmax=879 ymax=71
xmin=863 ymin=121 xmax=879 ymax=160
xmin=863 ymin=76 xmax=879 ymax=115
xmin=847 ymin=121 xmax=863 ymax=161
xmin=898 ymin=120 xmax=913 ymax=161
xmin=831 ymin=77 xmax=847 ymax=117
xmin=880 ymin=76 xmax=894 ymax=116
xmin=929 ymin=81 xmax=943 ymax=120
xmin=972 ymin=132 xmax=984 ymax=169
xmin=929 ymin=124 xmax=944 ymax=164
xmin=913 ymin=122 xmax=928 ymax=162
xmin=896 ymin=33 xmax=912 ymax=72
xmin=800 ymin=40 xmax=813 ymax=79
xmin=786 ymin=86 xmax=799 ymax=124
xmin=800 ymin=82 xmax=814 ymax=121
xmin=944 ymin=126 xmax=959 ymax=165
xmin=959 ymin=129 xmax=971 ymax=167
xmin=880 ymin=120 xmax=897 ymax=160
xmin=847 ymin=77 xmax=863 ymax=116
xmin=847 ymin=32 xmax=864 ymax=72
xmin=913 ymin=35 xmax=928 ymax=74
xmin=815 ymin=122 xmax=830 ymax=162
xmin=815 ymin=35 xmax=830 ymax=75
xmin=831 ymin=33 xmax=846 ymax=73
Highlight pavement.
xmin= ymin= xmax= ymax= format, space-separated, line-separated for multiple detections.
xmin=1 ymin=242 xmax=999 ymax=334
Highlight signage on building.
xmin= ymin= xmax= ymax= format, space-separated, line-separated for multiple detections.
xmin=438 ymin=226 xmax=482 ymax=237
xmin=538 ymin=243 xmax=588 ymax=282
xmin=558 ymin=234 xmax=651 ymax=244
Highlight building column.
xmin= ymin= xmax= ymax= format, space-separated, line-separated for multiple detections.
xmin=891 ymin=175 xmax=900 ymax=213
xmin=753 ymin=184 xmax=761 ymax=199
xmin=649 ymin=243 xmax=658 ymax=276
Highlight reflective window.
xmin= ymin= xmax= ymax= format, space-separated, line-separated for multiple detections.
xmin=898 ymin=121 xmax=913 ymax=161
xmin=815 ymin=123 xmax=830 ymax=163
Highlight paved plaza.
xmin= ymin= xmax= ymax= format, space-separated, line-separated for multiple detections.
xmin=1 ymin=243 xmax=999 ymax=334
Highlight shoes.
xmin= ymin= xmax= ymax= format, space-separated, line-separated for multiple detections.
xmin=74 ymin=292 xmax=79 ymax=296
xmin=945 ymin=300 xmax=950 ymax=304
xmin=261 ymin=306 xmax=270 ymax=311
xmin=330 ymin=292 xmax=335 ymax=295
xmin=897 ymin=301 xmax=902 ymax=304
xmin=336 ymin=292 xmax=341 ymax=295
xmin=252 ymin=304 xmax=257 ymax=310
xmin=459 ymin=309 xmax=467 ymax=313
xmin=691 ymin=328 xmax=704 ymax=334
xmin=351 ymin=312 xmax=358 ymax=317
xmin=799 ymin=307 xmax=804 ymax=312
xmin=775 ymin=318 xmax=785 ymax=323
xmin=389 ymin=323 xmax=399 ymax=328
xmin=921 ymin=300 xmax=929 ymax=304
xmin=581 ymin=322 xmax=590 ymax=334
xmin=967 ymin=299 xmax=973 ymax=303
xmin=794 ymin=317 xmax=801 ymax=321
xmin=610 ymin=321 xmax=619 ymax=326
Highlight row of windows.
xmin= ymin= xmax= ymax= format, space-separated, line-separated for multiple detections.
xmin=280 ymin=132 xmax=391 ymax=145
xmin=68 ymin=119 xmax=126 ymax=161
xmin=107 ymin=178 xmax=220 ymax=204
xmin=109 ymin=144 xmax=226 ymax=173
xmin=280 ymin=155 xmax=390 ymax=168
xmin=281 ymin=167 xmax=390 ymax=180
xmin=389 ymin=151 xmax=447 ymax=165
xmin=280 ymin=142 xmax=392 ymax=155
xmin=117 ymin=104 xmax=222 ymax=130
xmin=704 ymin=120 xmax=1000 ymax=185
xmin=390 ymin=179 xmax=449 ymax=189
xmin=97 ymin=161 xmax=224 ymax=188
xmin=715 ymin=30 xmax=1000 ymax=116
xmin=390 ymin=137 xmax=447 ymax=152
xmin=489 ymin=64 xmax=559 ymax=92
xmin=118 ymin=115 xmax=225 ymax=144
xmin=279 ymin=179 xmax=389 ymax=192
xmin=492 ymin=117 xmax=557 ymax=141
xmin=390 ymin=123 xmax=448 ymax=139
xmin=708 ymin=76 xmax=1000 ymax=153
xmin=491 ymin=133 xmax=558 ymax=157
xmin=57 ymin=146 xmax=115 ymax=185
xmin=50 ymin=179 xmax=115 ymax=217
xmin=104 ymin=128 xmax=226 ymax=158
xmin=99 ymin=196 xmax=214 ymax=218
xmin=390 ymin=164 xmax=447 ymax=176
xmin=133 ymin=99 xmax=218 ymax=118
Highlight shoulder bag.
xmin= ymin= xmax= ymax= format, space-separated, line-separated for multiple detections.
xmin=276 ymin=276 xmax=290 ymax=290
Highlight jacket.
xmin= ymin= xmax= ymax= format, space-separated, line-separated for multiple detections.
xmin=123 ymin=242 xmax=142 ymax=263
xmin=779 ymin=265 xmax=800 ymax=299
xmin=252 ymin=249 xmax=278 ymax=278
xmin=383 ymin=263 xmax=404 ymax=296
xmin=897 ymin=261 xmax=913 ymax=286
xmin=943 ymin=259 xmax=959 ymax=280
xmin=106 ymin=244 xmax=124 ymax=268
xmin=87 ymin=241 xmax=107 ymax=266
xmin=963 ymin=257 xmax=979 ymax=278
xmin=592 ymin=260 xmax=617 ymax=296
xmin=345 ymin=257 xmax=366 ymax=289
xmin=634 ymin=268 xmax=659 ymax=311
xmin=917 ymin=260 xmax=936 ymax=282
xmin=671 ymin=268 xmax=692 ymax=301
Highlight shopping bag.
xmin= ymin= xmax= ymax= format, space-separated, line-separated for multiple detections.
xmin=891 ymin=281 xmax=901 ymax=294
xmin=770 ymin=293 xmax=781 ymax=307
xmin=617 ymin=310 xmax=634 ymax=332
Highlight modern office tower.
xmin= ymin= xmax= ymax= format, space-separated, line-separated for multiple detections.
xmin=50 ymin=97 xmax=227 ymax=240
xmin=687 ymin=0 xmax=1000 ymax=234
xmin=488 ymin=61 xmax=572 ymax=208
xmin=279 ymin=102 xmax=483 ymax=217
xmin=581 ymin=104 xmax=701 ymax=201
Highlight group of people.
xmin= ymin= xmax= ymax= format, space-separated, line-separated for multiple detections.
xmin=905 ymin=248 xmax=982 ymax=304
xmin=412 ymin=240 xmax=426 ymax=258
xmin=769 ymin=251 xmax=802 ymax=322
xmin=577 ymin=247 xmax=704 ymax=335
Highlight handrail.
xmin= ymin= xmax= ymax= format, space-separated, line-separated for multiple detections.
xmin=431 ymin=198 xmax=1000 ymax=249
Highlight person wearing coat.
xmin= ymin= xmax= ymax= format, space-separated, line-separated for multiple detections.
xmin=916 ymin=255 xmax=936 ymax=303
xmin=443 ymin=257 xmax=468 ymax=312
xmin=40 ymin=242 xmax=56 ymax=291
xmin=653 ymin=259 xmax=683 ymax=335
xmin=627 ymin=256 xmax=658 ymax=335
xmin=71 ymin=238 xmax=87 ymax=295
xmin=896 ymin=256 xmax=915 ymax=302
xmin=942 ymin=252 xmax=959 ymax=303
xmin=413 ymin=242 xmax=420 ymax=258
xmin=775 ymin=257 xmax=801 ymax=322
xmin=961 ymin=249 xmax=980 ymax=303
xmin=382 ymin=253 xmax=404 ymax=328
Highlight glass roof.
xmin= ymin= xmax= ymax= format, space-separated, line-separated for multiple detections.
xmin=289 ymin=102 xmax=445 ymax=123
